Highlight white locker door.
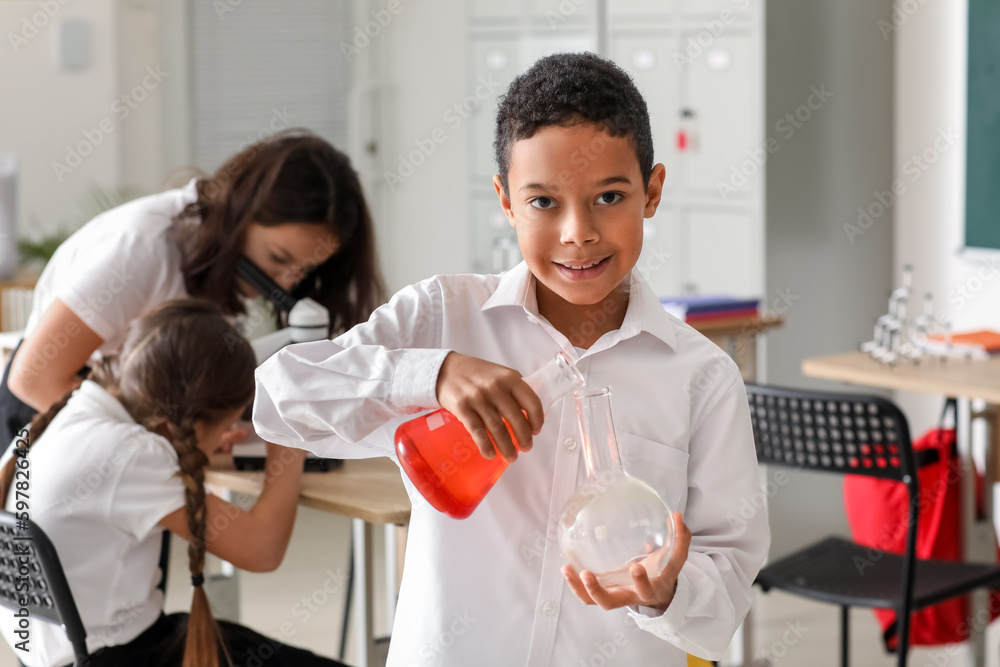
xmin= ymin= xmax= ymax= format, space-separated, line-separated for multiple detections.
xmin=470 ymin=0 xmax=524 ymax=22
xmin=470 ymin=39 xmax=523 ymax=181
xmin=678 ymin=0 xmax=753 ymax=20
xmin=636 ymin=205 xmax=681 ymax=298
xmin=607 ymin=0 xmax=674 ymax=22
xmin=608 ymin=32 xmax=681 ymax=196
xmin=529 ymin=0 xmax=597 ymax=26
xmin=677 ymin=31 xmax=758 ymax=200
xmin=470 ymin=195 xmax=519 ymax=274
xmin=682 ymin=208 xmax=757 ymax=296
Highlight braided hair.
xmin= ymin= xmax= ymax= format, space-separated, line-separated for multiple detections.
xmin=1 ymin=299 xmax=256 ymax=667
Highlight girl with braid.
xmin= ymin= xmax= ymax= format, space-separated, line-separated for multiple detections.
xmin=0 ymin=300 xmax=346 ymax=667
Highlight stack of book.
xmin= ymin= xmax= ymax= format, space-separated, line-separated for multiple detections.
xmin=659 ymin=295 xmax=760 ymax=326
xmin=921 ymin=329 xmax=1000 ymax=360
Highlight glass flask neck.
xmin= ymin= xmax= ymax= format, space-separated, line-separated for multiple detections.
xmin=523 ymin=351 xmax=585 ymax=409
xmin=574 ymin=387 xmax=624 ymax=478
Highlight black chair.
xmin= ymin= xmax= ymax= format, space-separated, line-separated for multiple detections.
xmin=747 ymin=384 xmax=1000 ymax=667
xmin=0 ymin=510 xmax=89 ymax=665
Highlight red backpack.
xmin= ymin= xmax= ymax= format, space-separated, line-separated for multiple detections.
xmin=843 ymin=399 xmax=1000 ymax=650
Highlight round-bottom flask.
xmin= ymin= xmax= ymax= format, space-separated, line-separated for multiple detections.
xmin=557 ymin=387 xmax=674 ymax=588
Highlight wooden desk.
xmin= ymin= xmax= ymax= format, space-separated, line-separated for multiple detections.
xmin=802 ymin=351 xmax=1000 ymax=666
xmin=693 ymin=315 xmax=783 ymax=382
xmin=205 ymin=455 xmax=411 ymax=667
xmin=206 ymin=455 xmax=410 ymax=525
xmin=802 ymin=352 xmax=1000 ymax=404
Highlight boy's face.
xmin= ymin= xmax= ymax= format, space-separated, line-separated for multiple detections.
xmin=494 ymin=122 xmax=665 ymax=334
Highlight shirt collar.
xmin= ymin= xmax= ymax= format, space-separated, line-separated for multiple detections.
xmin=482 ymin=262 xmax=677 ymax=351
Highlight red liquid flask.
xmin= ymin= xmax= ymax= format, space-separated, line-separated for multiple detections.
xmin=394 ymin=352 xmax=584 ymax=519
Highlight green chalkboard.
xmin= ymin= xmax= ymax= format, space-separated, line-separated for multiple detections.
xmin=966 ymin=0 xmax=1000 ymax=250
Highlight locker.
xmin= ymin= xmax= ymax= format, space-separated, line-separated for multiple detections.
xmin=682 ymin=208 xmax=758 ymax=296
xmin=608 ymin=32 xmax=681 ymax=195
xmin=677 ymin=0 xmax=753 ymax=20
xmin=637 ymin=205 xmax=682 ymax=298
xmin=607 ymin=0 xmax=674 ymax=22
xmin=678 ymin=31 xmax=758 ymax=200
xmin=529 ymin=0 xmax=597 ymax=26
xmin=469 ymin=195 xmax=519 ymax=274
xmin=470 ymin=39 xmax=522 ymax=180
xmin=470 ymin=0 xmax=524 ymax=22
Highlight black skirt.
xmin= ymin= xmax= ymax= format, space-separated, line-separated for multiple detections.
xmin=0 ymin=341 xmax=37 ymax=457
xmin=47 ymin=612 xmax=348 ymax=667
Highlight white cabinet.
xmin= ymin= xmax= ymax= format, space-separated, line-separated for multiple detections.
xmin=470 ymin=194 xmax=520 ymax=274
xmin=470 ymin=39 xmax=522 ymax=181
xmin=608 ymin=32 xmax=681 ymax=194
xmin=682 ymin=208 xmax=759 ymax=297
xmin=678 ymin=30 xmax=758 ymax=199
xmin=466 ymin=1 xmax=765 ymax=298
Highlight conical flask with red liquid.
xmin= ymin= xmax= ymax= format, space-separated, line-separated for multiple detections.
xmin=395 ymin=351 xmax=584 ymax=519
xmin=558 ymin=387 xmax=675 ymax=588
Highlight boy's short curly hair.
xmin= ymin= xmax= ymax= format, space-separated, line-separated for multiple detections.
xmin=493 ymin=52 xmax=654 ymax=195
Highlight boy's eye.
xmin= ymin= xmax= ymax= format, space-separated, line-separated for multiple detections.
xmin=529 ymin=197 xmax=556 ymax=210
xmin=596 ymin=192 xmax=623 ymax=205
xmin=270 ymin=254 xmax=289 ymax=265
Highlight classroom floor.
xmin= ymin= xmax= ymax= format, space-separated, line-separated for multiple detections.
xmin=1 ymin=504 xmax=999 ymax=667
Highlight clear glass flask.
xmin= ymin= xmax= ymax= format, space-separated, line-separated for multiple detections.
xmin=395 ymin=351 xmax=585 ymax=519
xmin=558 ymin=387 xmax=675 ymax=588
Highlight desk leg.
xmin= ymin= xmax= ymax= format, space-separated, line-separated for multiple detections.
xmin=352 ymin=518 xmax=377 ymax=667
xmin=384 ymin=524 xmax=397 ymax=632
xmin=206 ymin=488 xmax=240 ymax=622
xmin=962 ymin=399 xmax=994 ymax=667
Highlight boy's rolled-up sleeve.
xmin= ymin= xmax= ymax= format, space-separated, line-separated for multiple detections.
xmin=252 ymin=278 xmax=451 ymax=458
xmin=629 ymin=375 xmax=770 ymax=660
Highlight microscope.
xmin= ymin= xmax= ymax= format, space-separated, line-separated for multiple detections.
xmin=232 ymin=256 xmax=340 ymax=471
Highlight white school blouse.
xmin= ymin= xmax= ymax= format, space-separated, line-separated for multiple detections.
xmin=0 ymin=381 xmax=187 ymax=667
xmin=22 ymin=180 xmax=197 ymax=361
xmin=253 ymin=262 xmax=770 ymax=666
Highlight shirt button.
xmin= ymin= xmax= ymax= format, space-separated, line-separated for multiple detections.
xmin=564 ymin=437 xmax=577 ymax=451
xmin=542 ymin=601 xmax=556 ymax=615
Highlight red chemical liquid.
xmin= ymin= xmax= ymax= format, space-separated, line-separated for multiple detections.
xmin=394 ymin=409 xmax=517 ymax=519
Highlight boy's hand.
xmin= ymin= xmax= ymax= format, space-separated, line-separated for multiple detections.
xmin=561 ymin=512 xmax=691 ymax=612
xmin=435 ymin=352 xmax=545 ymax=461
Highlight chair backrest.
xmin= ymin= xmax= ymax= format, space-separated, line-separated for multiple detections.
xmin=746 ymin=383 xmax=918 ymax=483
xmin=0 ymin=510 xmax=88 ymax=664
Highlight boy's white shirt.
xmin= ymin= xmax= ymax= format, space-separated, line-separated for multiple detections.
xmin=254 ymin=262 xmax=770 ymax=666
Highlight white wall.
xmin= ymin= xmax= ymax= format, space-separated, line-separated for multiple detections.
xmin=892 ymin=0 xmax=1000 ymax=439
xmin=0 ymin=0 xmax=121 ymax=243
xmin=764 ymin=0 xmax=895 ymax=558
xmin=372 ymin=0 xmax=471 ymax=293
